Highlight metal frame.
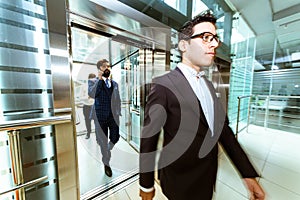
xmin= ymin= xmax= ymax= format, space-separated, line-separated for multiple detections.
xmin=0 ymin=115 xmax=71 ymax=199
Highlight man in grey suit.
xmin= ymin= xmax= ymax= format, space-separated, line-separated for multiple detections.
xmin=139 ymin=10 xmax=265 ymax=200
xmin=88 ymin=59 xmax=121 ymax=177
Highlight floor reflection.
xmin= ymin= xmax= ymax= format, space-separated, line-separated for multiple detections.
xmin=77 ymin=131 xmax=139 ymax=196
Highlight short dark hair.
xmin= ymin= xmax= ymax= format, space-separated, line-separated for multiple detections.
xmin=88 ymin=73 xmax=96 ymax=79
xmin=178 ymin=10 xmax=217 ymax=41
xmin=96 ymin=59 xmax=109 ymax=69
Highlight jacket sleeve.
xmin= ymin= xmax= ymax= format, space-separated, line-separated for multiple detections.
xmin=139 ymin=81 xmax=167 ymax=189
xmin=88 ymin=78 xmax=99 ymax=99
xmin=219 ymin=117 xmax=259 ymax=178
xmin=204 ymin=77 xmax=259 ymax=178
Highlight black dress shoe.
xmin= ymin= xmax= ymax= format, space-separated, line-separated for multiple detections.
xmin=104 ymin=165 xmax=112 ymax=177
xmin=85 ymin=135 xmax=90 ymax=139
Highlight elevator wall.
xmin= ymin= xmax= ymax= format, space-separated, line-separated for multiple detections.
xmin=0 ymin=0 xmax=60 ymax=199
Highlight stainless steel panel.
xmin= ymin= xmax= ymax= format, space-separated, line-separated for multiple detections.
xmin=4 ymin=1 xmax=45 ymax=14
xmin=53 ymin=122 xmax=78 ymax=200
xmin=21 ymin=127 xmax=55 ymax=163
xmin=51 ymin=54 xmax=71 ymax=109
xmin=49 ymin=30 xmax=71 ymax=110
xmin=0 ymin=22 xmax=50 ymax=49
xmin=25 ymin=181 xmax=58 ymax=200
xmin=1 ymin=0 xmax=60 ymax=199
xmin=1 ymin=94 xmax=53 ymax=112
xmin=0 ymin=6 xmax=46 ymax=23
xmin=0 ymin=115 xmax=72 ymax=200
xmin=47 ymin=0 xmax=79 ymax=198
xmin=0 ymin=49 xmax=51 ymax=70
xmin=23 ymin=160 xmax=57 ymax=182
xmin=0 ymin=71 xmax=52 ymax=89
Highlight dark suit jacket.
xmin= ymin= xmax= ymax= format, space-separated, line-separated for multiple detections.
xmin=139 ymin=68 xmax=258 ymax=200
xmin=88 ymin=78 xmax=121 ymax=121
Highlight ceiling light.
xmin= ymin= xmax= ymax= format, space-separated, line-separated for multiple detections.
xmin=291 ymin=52 xmax=300 ymax=61
xmin=271 ymin=65 xmax=279 ymax=70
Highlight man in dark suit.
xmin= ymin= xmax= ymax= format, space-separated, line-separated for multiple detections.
xmin=88 ymin=59 xmax=121 ymax=177
xmin=139 ymin=10 xmax=265 ymax=200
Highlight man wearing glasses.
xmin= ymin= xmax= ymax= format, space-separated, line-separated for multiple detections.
xmin=139 ymin=10 xmax=265 ymax=200
xmin=88 ymin=59 xmax=121 ymax=177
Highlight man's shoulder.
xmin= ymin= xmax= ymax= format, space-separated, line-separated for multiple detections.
xmin=153 ymin=69 xmax=179 ymax=83
xmin=88 ymin=78 xmax=98 ymax=84
xmin=111 ymin=79 xmax=119 ymax=86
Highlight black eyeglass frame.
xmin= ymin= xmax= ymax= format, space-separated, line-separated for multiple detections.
xmin=190 ymin=32 xmax=220 ymax=43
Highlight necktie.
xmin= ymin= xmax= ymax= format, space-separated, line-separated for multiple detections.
xmin=105 ymin=79 xmax=110 ymax=88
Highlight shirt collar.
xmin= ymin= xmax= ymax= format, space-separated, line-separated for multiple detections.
xmin=177 ymin=63 xmax=205 ymax=78
xmin=102 ymin=77 xmax=110 ymax=81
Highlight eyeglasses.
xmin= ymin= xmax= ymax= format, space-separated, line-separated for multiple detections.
xmin=190 ymin=32 xmax=220 ymax=44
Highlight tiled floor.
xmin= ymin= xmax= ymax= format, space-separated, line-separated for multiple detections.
xmin=77 ymin=133 xmax=139 ymax=196
xmin=101 ymin=125 xmax=300 ymax=200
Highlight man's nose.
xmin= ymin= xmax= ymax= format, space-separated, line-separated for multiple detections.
xmin=211 ymin=39 xmax=220 ymax=48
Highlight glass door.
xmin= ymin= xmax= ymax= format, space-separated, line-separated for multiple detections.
xmin=70 ymin=27 xmax=150 ymax=197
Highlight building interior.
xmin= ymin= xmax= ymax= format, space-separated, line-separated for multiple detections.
xmin=0 ymin=0 xmax=299 ymax=200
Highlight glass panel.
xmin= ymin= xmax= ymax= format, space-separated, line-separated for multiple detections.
xmin=71 ymin=27 xmax=142 ymax=196
xmin=250 ymin=30 xmax=300 ymax=133
xmin=72 ymin=28 xmax=109 ymax=64
xmin=228 ymin=14 xmax=256 ymax=133
xmin=163 ymin=0 xmax=187 ymax=15
xmin=251 ymin=66 xmax=300 ymax=133
xmin=192 ymin=0 xmax=208 ymax=18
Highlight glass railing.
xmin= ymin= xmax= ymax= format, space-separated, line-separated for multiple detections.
xmin=236 ymin=95 xmax=300 ymax=137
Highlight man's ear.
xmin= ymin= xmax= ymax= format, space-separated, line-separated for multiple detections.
xmin=178 ymin=40 xmax=187 ymax=52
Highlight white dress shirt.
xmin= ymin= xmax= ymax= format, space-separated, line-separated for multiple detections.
xmin=103 ymin=77 xmax=111 ymax=88
xmin=177 ymin=63 xmax=215 ymax=136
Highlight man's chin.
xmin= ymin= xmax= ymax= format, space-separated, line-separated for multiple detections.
xmin=203 ymin=62 xmax=214 ymax=67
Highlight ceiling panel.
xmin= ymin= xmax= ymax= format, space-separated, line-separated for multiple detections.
xmin=271 ymin=0 xmax=300 ymax=13
xmin=227 ymin=0 xmax=300 ymax=69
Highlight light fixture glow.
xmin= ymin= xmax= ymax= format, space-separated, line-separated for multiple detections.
xmin=271 ymin=65 xmax=279 ymax=70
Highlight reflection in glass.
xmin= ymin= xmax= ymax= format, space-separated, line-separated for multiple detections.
xmin=71 ymin=27 xmax=162 ymax=197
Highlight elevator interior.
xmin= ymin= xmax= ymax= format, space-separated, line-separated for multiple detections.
xmin=71 ymin=24 xmax=170 ymax=200
xmin=68 ymin=1 xmax=172 ymax=198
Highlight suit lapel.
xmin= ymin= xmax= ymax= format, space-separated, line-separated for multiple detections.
xmin=167 ymin=68 xmax=201 ymax=120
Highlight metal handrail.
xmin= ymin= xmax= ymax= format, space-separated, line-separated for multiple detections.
xmin=0 ymin=115 xmax=72 ymax=199
xmin=0 ymin=115 xmax=72 ymax=131
xmin=236 ymin=95 xmax=253 ymax=139
xmin=0 ymin=176 xmax=48 ymax=196
xmin=255 ymin=95 xmax=300 ymax=99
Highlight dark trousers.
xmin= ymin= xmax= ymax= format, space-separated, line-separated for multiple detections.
xmin=83 ymin=105 xmax=92 ymax=137
xmin=95 ymin=115 xmax=120 ymax=165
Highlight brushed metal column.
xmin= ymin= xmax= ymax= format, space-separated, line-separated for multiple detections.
xmin=0 ymin=0 xmax=60 ymax=199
